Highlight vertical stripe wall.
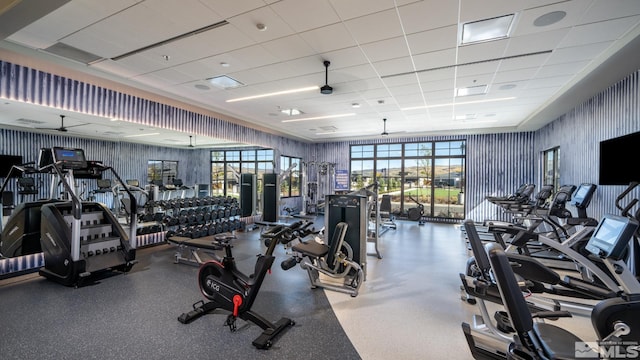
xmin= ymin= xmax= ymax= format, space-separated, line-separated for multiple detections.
xmin=535 ymin=70 xmax=640 ymax=221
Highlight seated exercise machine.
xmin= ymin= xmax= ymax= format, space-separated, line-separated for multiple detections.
xmin=463 ymin=211 xmax=640 ymax=359
xmin=281 ymin=221 xmax=364 ymax=297
xmin=177 ymin=222 xmax=305 ymax=349
xmin=407 ymin=194 xmax=425 ymax=225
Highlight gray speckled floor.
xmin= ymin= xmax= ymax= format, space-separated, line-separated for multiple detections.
xmin=0 ymin=219 xmax=596 ymax=360
xmin=0 ymin=226 xmax=360 ymax=360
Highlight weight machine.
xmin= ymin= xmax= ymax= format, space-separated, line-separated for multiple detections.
xmin=304 ymin=161 xmax=335 ymax=215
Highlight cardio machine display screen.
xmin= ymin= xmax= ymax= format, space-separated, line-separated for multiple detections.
xmin=585 ymin=214 xmax=638 ymax=260
xmin=52 ymin=147 xmax=88 ymax=170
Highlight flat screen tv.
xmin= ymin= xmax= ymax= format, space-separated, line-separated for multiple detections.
xmin=0 ymin=155 xmax=23 ymax=178
xmin=599 ymin=131 xmax=640 ymax=185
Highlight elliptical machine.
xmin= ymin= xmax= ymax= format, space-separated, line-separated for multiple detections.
xmin=177 ymin=222 xmax=305 ymax=349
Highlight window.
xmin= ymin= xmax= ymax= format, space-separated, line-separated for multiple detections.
xmin=543 ymin=147 xmax=560 ymax=191
xmin=210 ymin=148 xmax=274 ymax=198
xmin=280 ymin=155 xmax=301 ymax=198
xmin=349 ymin=140 xmax=466 ymax=220
xmin=147 ymin=160 xmax=178 ymax=185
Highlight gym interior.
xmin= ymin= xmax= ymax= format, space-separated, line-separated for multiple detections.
xmin=1 ymin=1 xmax=640 ymax=359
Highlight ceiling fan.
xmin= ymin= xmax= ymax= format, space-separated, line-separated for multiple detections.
xmin=380 ymin=118 xmax=405 ymax=137
xmin=37 ymin=114 xmax=87 ymax=132
xmin=320 ymin=60 xmax=333 ymax=95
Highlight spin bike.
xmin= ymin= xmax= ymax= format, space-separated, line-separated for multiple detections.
xmin=177 ymin=222 xmax=306 ymax=349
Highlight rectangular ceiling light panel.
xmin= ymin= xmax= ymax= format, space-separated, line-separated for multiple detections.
xmin=208 ymin=75 xmax=245 ymax=89
xmin=461 ymin=14 xmax=515 ymax=45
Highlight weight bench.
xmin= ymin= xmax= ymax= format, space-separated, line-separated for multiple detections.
xmin=167 ymin=234 xmax=233 ymax=266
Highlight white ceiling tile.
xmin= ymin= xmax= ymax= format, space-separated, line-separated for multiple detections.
xmin=498 ymin=52 xmax=550 ymax=71
xmin=455 ymin=62 xmax=500 ymax=78
xmin=199 ymin=0 xmax=268 ymax=19
xmin=545 ymin=41 xmax=613 ymax=65
xmin=6 ymin=0 xmax=140 ymax=49
xmin=559 ymin=15 xmax=640 ymax=48
xmin=372 ymin=57 xmax=415 ymax=77
xmin=412 ymin=48 xmax=457 ymax=71
xmin=344 ymin=8 xmax=404 ymax=45
xmin=406 ymin=26 xmax=458 ymax=55
xmin=397 ymin=0 xmax=459 ymax=34
xmin=535 ymin=60 xmax=590 ymax=78
xmin=329 ymin=0 xmax=397 ymax=20
xmin=226 ymin=5 xmax=295 ymax=42
xmin=578 ymin=0 xmax=640 ymax=25
xmin=262 ymin=35 xmax=317 ymax=62
xmin=512 ymin=1 xmax=593 ymax=37
xmin=457 ymin=39 xmax=509 ymax=64
xmin=299 ymin=23 xmax=357 ymax=53
xmin=491 ymin=67 xmax=539 ymax=84
xmin=505 ymin=28 xmax=570 ymax=56
xmin=360 ymin=37 xmax=411 ymax=63
xmin=270 ymin=0 xmax=340 ymax=32
xmin=320 ymin=47 xmax=369 ymax=70
xmin=525 ymin=74 xmax=574 ymax=89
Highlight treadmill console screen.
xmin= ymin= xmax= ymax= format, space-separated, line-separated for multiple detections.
xmin=52 ymin=147 xmax=88 ymax=170
xmin=585 ymin=214 xmax=638 ymax=260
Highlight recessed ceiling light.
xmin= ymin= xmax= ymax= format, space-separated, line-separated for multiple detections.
xmin=220 ymin=62 xmax=230 ymax=67
xmin=499 ymin=84 xmax=516 ymax=90
xmin=256 ymin=23 xmax=267 ymax=31
xmin=207 ymin=75 xmax=245 ymax=89
xmin=401 ymin=97 xmax=516 ymax=111
xmin=454 ymin=114 xmax=477 ymax=120
xmin=281 ymin=113 xmax=356 ymax=123
xmin=124 ymin=132 xmax=160 ymax=138
xmin=226 ymin=86 xmax=319 ymax=102
xmin=351 ymin=103 xmax=360 ymax=108
xmin=280 ymin=108 xmax=303 ymax=116
xmin=534 ymin=11 xmax=566 ymax=27
xmin=194 ymin=84 xmax=210 ymax=90
xmin=456 ymin=85 xmax=487 ymax=97
xmin=461 ymin=14 xmax=515 ymax=45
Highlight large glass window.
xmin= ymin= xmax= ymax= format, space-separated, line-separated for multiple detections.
xmin=147 ymin=160 xmax=178 ymax=185
xmin=209 ymin=148 xmax=274 ymax=198
xmin=349 ymin=140 xmax=466 ymax=221
xmin=543 ymin=147 xmax=560 ymax=191
xmin=280 ymin=155 xmax=301 ymax=198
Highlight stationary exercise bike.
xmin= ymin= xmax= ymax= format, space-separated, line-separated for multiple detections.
xmin=407 ymin=194 xmax=425 ymax=225
xmin=177 ymin=222 xmax=305 ymax=349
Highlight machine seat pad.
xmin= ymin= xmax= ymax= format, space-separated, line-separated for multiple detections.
xmin=533 ymin=322 xmax=584 ymax=360
xmin=292 ymin=240 xmax=328 ymax=258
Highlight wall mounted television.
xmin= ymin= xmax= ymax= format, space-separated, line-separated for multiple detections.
xmin=599 ymin=131 xmax=640 ymax=185
xmin=0 ymin=155 xmax=23 ymax=178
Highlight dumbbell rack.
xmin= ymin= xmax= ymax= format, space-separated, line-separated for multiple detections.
xmin=159 ymin=196 xmax=247 ymax=240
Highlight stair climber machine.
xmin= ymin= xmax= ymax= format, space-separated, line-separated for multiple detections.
xmin=36 ymin=147 xmax=137 ymax=286
xmin=177 ymin=222 xmax=304 ymax=349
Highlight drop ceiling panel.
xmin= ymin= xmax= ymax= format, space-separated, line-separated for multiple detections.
xmin=578 ymin=0 xmax=640 ymax=25
xmin=227 ymin=5 xmax=295 ymax=43
xmin=545 ymin=41 xmax=614 ymax=65
xmin=397 ymin=0 xmax=458 ymax=34
xmin=559 ymin=16 xmax=640 ymax=48
xmin=328 ymin=0 xmax=397 ymax=20
xmin=344 ymin=9 xmax=404 ymax=45
xmin=457 ymin=39 xmax=509 ymax=64
xmin=512 ymin=1 xmax=593 ymax=37
xmin=406 ymin=26 xmax=458 ymax=55
xmin=5 ymin=0 xmax=139 ymax=49
xmin=299 ymin=23 xmax=357 ymax=53
xmin=411 ymin=48 xmax=457 ymax=72
xmin=270 ymin=0 xmax=340 ymax=33
xmin=505 ymin=28 xmax=569 ymax=56
xmin=262 ymin=35 xmax=316 ymax=61
xmin=458 ymin=0 xmax=524 ymax=23
xmin=199 ymin=0 xmax=270 ymax=19
xmin=359 ymin=37 xmax=410 ymax=63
